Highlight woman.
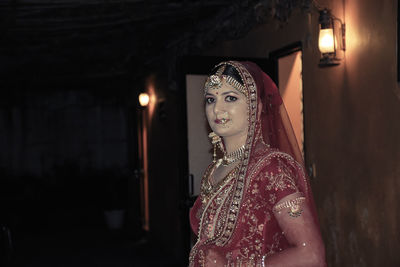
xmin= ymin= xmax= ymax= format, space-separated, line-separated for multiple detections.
xmin=189 ymin=61 xmax=326 ymax=267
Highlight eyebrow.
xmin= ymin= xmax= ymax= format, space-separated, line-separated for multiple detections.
xmin=221 ymin=91 xmax=239 ymax=96
xmin=205 ymin=91 xmax=239 ymax=97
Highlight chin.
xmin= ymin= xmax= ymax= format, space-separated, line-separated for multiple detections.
xmin=210 ymin=126 xmax=232 ymax=137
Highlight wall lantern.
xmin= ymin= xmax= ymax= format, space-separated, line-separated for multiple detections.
xmin=318 ymin=9 xmax=346 ymax=67
xmin=138 ymin=93 xmax=150 ymax=107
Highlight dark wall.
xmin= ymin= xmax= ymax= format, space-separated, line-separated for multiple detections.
xmin=142 ymin=72 xmax=189 ymax=265
xmin=0 ymin=85 xmax=140 ymax=231
xmin=0 ymin=90 xmax=130 ymax=177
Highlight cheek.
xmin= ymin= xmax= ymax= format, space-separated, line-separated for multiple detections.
xmin=231 ymin=103 xmax=248 ymax=125
xmin=239 ymin=114 xmax=249 ymax=130
xmin=205 ymin=105 xmax=213 ymax=122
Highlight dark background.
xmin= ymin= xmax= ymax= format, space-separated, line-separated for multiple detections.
xmin=0 ymin=1 xmax=288 ymax=266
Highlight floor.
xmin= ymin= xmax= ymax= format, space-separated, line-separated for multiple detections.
xmin=6 ymin=227 xmax=181 ymax=267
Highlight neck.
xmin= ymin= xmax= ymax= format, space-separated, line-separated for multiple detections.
xmin=223 ymin=133 xmax=247 ymax=154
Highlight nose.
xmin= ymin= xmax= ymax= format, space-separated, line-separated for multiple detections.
xmin=213 ymin=98 xmax=224 ymax=115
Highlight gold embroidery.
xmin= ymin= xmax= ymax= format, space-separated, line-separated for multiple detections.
xmin=201 ymin=165 xmax=239 ymax=204
xmin=221 ymin=150 xmax=306 ymax=265
xmin=251 ymin=183 xmax=259 ymax=194
xmin=269 ymin=193 xmax=276 ymax=204
xmin=264 ymin=162 xmax=298 ymax=193
xmin=212 ymin=61 xmax=258 ymax=248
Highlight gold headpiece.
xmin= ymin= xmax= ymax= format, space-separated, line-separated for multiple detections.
xmin=204 ymin=64 xmax=248 ymax=98
xmin=204 ymin=65 xmax=225 ymax=91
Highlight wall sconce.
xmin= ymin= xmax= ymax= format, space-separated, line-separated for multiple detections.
xmin=138 ymin=93 xmax=150 ymax=107
xmin=318 ymin=9 xmax=346 ymax=67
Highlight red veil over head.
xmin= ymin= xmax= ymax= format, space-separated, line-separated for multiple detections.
xmin=240 ymin=61 xmax=302 ymax=165
xmin=240 ymin=61 xmax=319 ymax=226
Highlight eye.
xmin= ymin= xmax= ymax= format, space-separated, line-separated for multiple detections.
xmin=225 ymin=95 xmax=238 ymax=102
xmin=205 ymin=97 xmax=215 ymax=104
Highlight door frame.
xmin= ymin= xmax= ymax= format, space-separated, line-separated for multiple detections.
xmin=269 ymin=42 xmax=311 ymax=172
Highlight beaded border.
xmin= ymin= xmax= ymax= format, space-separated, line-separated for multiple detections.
xmin=193 ymin=61 xmax=258 ymax=249
xmin=213 ymin=61 xmax=257 ymax=247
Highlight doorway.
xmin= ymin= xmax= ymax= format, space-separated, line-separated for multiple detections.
xmin=270 ymin=43 xmax=306 ymax=158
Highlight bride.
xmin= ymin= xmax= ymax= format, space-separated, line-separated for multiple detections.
xmin=189 ymin=61 xmax=326 ymax=267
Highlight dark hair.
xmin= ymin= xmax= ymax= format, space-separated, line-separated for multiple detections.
xmin=209 ymin=64 xmax=244 ymax=86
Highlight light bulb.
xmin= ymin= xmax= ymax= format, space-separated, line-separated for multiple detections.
xmin=139 ymin=93 xmax=150 ymax=107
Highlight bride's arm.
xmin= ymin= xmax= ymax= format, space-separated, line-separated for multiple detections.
xmin=260 ymin=193 xmax=326 ymax=267
xmin=226 ymin=193 xmax=326 ymax=267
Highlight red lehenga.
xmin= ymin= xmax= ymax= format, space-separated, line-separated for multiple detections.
xmin=189 ymin=61 xmax=325 ymax=267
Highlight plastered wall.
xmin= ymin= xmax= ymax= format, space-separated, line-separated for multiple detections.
xmin=203 ymin=0 xmax=400 ymax=265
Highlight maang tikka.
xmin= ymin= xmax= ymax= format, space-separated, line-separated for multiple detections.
xmin=204 ymin=65 xmax=225 ymax=92
xmin=204 ymin=63 xmax=248 ymax=98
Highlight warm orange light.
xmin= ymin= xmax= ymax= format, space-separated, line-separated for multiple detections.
xmin=138 ymin=93 xmax=150 ymax=107
xmin=318 ymin=28 xmax=335 ymax=54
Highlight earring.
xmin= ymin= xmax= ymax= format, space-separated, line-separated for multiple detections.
xmin=208 ymin=132 xmax=222 ymax=163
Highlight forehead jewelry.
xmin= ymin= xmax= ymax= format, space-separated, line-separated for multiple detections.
xmin=204 ymin=65 xmax=225 ymax=91
xmin=204 ymin=64 xmax=248 ymax=98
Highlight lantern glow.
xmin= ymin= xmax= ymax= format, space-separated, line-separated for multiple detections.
xmin=318 ymin=28 xmax=335 ymax=54
xmin=317 ymin=8 xmax=345 ymax=67
xmin=139 ymin=93 xmax=150 ymax=107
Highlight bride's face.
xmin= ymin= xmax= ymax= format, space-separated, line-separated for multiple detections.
xmin=205 ymin=80 xmax=248 ymax=139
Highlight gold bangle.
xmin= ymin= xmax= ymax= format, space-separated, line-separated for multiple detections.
xmin=273 ymin=196 xmax=306 ymax=216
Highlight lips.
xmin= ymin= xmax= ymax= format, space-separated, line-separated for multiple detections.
xmin=215 ymin=118 xmax=230 ymax=124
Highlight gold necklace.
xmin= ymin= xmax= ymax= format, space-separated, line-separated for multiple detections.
xmin=201 ymin=165 xmax=239 ymax=204
xmin=222 ymin=145 xmax=245 ymax=166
